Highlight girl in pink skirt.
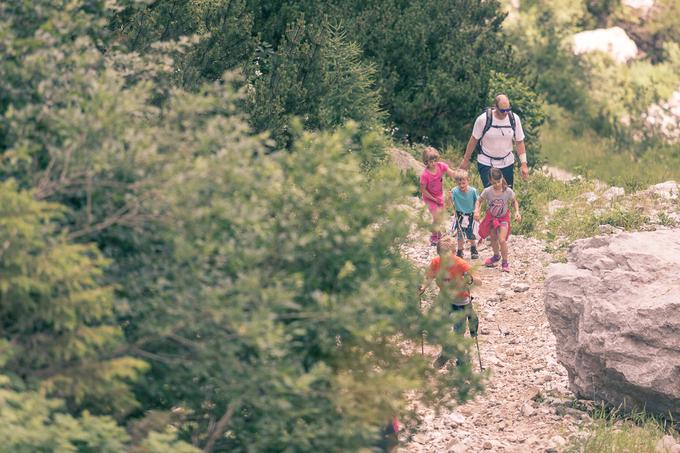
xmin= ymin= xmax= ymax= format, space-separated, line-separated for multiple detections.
xmin=420 ymin=147 xmax=462 ymax=246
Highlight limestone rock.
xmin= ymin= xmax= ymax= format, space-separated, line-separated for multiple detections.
xmin=572 ymin=27 xmax=638 ymax=63
xmin=581 ymin=191 xmax=599 ymax=203
xmin=598 ymin=224 xmax=623 ymax=235
xmin=602 ymin=186 xmax=625 ymax=200
xmin=646 ymin=181 xmax=679 ymax=200
xmin=623 ymin=0 xmax=654 ymax=13
xmin=512 ymin=283 xmax=530 ymax=293
xmin=388 ymin=147 xmax=424 ymax=174
xmin=545 ymin=231 xmax=680 ymax=418
xmin=656 ymin=435 xmax=677 ymax=452
xmin=647 ymin=89 xmax=680 ymax=143
xmin=548 ymin=200 xmax=566 ymax=215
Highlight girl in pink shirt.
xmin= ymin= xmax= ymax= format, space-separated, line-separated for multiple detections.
xmin=420 ymin=147 xmax=462 ymax=246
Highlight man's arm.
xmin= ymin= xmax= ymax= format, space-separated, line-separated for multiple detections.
xmin=459 ymin=136 xmax=478 ymax=170
xmin=516 ymin=140 xmax=528 ymax=180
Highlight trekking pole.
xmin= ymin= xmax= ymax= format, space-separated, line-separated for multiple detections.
xmin=417 ymin=286 xmax=426 ymax=356
xmin=464 ymin=272 xmax=484 ymax=372
xmin=474 ymin=336 xmax=484 ymax=372
xmin=419 ymin=294 xmax=424 ymax=356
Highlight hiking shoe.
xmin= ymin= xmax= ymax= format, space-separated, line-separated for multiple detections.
xmin=433 ymin=355 xmax=449 ymax=369
xmin=470 ymin=247 xmax=479 ymax=260
xmin=429 ymin=233 xmax=438 ymax=246
xmin=456 ymin=249 xmax=464 ymax=258
xmin=501 ymin=261 xmax=510 ymax=272
xmin=484 ymin=255 xmax=501 ymax=267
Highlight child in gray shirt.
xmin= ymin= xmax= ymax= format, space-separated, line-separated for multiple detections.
xmin=473 ymin=168 xmax=521 ymax=272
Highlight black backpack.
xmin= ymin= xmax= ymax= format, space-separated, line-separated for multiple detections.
xmin=476 ymin=107 xmax=517 ymax=162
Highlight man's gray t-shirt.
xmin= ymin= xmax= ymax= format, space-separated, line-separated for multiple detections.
xmin=479 ymin=187 xmax=515 ymax=217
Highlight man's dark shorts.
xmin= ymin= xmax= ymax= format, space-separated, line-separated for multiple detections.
xmin=478 ymin=162 xmax=514 ymax=188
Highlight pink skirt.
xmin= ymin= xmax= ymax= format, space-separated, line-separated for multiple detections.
xmin=424 ymin=198 xmax=444 ymax=215
xmin=478 ymin=210 xmax=511 ymax=241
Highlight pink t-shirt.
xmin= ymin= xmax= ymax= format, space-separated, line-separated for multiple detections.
xmin=420 ymin=162 xmax=449 ymax=205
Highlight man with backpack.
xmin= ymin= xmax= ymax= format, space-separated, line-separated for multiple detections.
xmin=459 ymin=94 xmax=528 ymax=188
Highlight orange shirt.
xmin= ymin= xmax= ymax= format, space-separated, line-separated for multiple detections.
xmin=426 ymin=255 xmax=472 ymax=299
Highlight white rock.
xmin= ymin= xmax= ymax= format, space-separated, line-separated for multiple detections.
xmin=602 ymin=186 xmax=625 ymax=200
xmin=657 ymin=435 xmax=677 ymax=452
xmin=545 ymin=231 xmax=680 ymax=419
xmin=598 ymin=224 xmax=624 ymax=235
xmin=572 ymin=27 xmax=638 ymax=63
xmin=647 ymin=89 xmax=680 ymax=143
xmin=521 ymin=402 xmax=535 ymax=417
xmin=448 ymin=411 xmax=466 ymax=427
xmin=623 ymin=0 xmax=654 ymax=13
xmin=512 ymin=283 xmax=530 ymax=293
xmin=550 ymin=435 xmax=567 ymax=447
xmin=581 ymin=191 xmax=599 ymax=203
xmin=548 ymin=200 xmax=566 ymax=215
xmin=647 ymin=181 xmax=679 ymax=200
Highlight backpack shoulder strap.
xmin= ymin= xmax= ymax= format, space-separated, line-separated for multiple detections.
xmin=508 ymin=112 xmax=516 ymax=138
xmin=482 ymin=108 xmax=493 ymax=138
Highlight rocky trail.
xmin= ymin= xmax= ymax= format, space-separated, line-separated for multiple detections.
xmin=388 ymin=146 xmax=680 ymax=452
xmin=400 ymin=223 xmax=589 ymax=452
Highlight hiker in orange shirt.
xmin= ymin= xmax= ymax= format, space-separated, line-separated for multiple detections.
xmin=419 ymin=235 xmax=482 ymax=369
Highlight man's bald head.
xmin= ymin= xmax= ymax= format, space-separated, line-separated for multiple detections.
xmin=494 ymin=94 xmax=510 ymax=110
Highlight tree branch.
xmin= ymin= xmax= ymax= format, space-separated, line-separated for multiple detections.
xmin=202 ymin=398 xmax=241 ymax=453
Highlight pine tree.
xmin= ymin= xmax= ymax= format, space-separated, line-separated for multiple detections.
xmin=0 ymin=181 xmax=147 ymax=416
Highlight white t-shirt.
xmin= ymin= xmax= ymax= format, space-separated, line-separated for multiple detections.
xmin=472 ymin=111 xmax=525 ymax=168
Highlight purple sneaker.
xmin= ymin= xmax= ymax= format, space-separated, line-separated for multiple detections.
xmin=501 ymin=261 xmax=510 ymax=272
xmin=484 ymin=255 xmax=501 ymax=267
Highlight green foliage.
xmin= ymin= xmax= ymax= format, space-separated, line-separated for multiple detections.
xmin=245 ymin=20 xmax=387 ymax=152
xmin=348 ymin=0 xmax=514 ymax=147
xmin=142 ymin=122 xmax=483 ymax=451
xmin=487 ymin=71 xmax=546 ymax=167
xmin=316 ymin=23 xmax=386 ymax=132
xmin=0 ymin=181 xmax=147 ymax=416
xmin=540 ymin=105 xmax=680 ymax=189
xmin=116 ymin=0 xmax=518 ymax=147
xmin=0 ymin=376 xmax=198 ymax=452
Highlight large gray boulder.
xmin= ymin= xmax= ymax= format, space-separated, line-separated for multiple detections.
xmin=545 ymin=231 xmax=680 ymax=417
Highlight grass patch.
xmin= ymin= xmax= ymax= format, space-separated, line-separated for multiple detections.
xmin=565 ymin=406 xmax=679 ymax=453
xmin=541 ymin=105 xmax=680 ymax=191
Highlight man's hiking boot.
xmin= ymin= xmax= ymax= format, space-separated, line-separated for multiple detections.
xmin=470 ymin=247 xmax=479 ymax=260
xmin=501 ymin=261 xmax=510 ymax=272
xmin=456 ymin=249 xmax=464 ymax=258
xmin=433 ymin=355 xmax=449 ymax=369
xmin=484 ymin=255 xmax=501 ymax=267
xmin=429 ymin=233 xmax=439 ymax=246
